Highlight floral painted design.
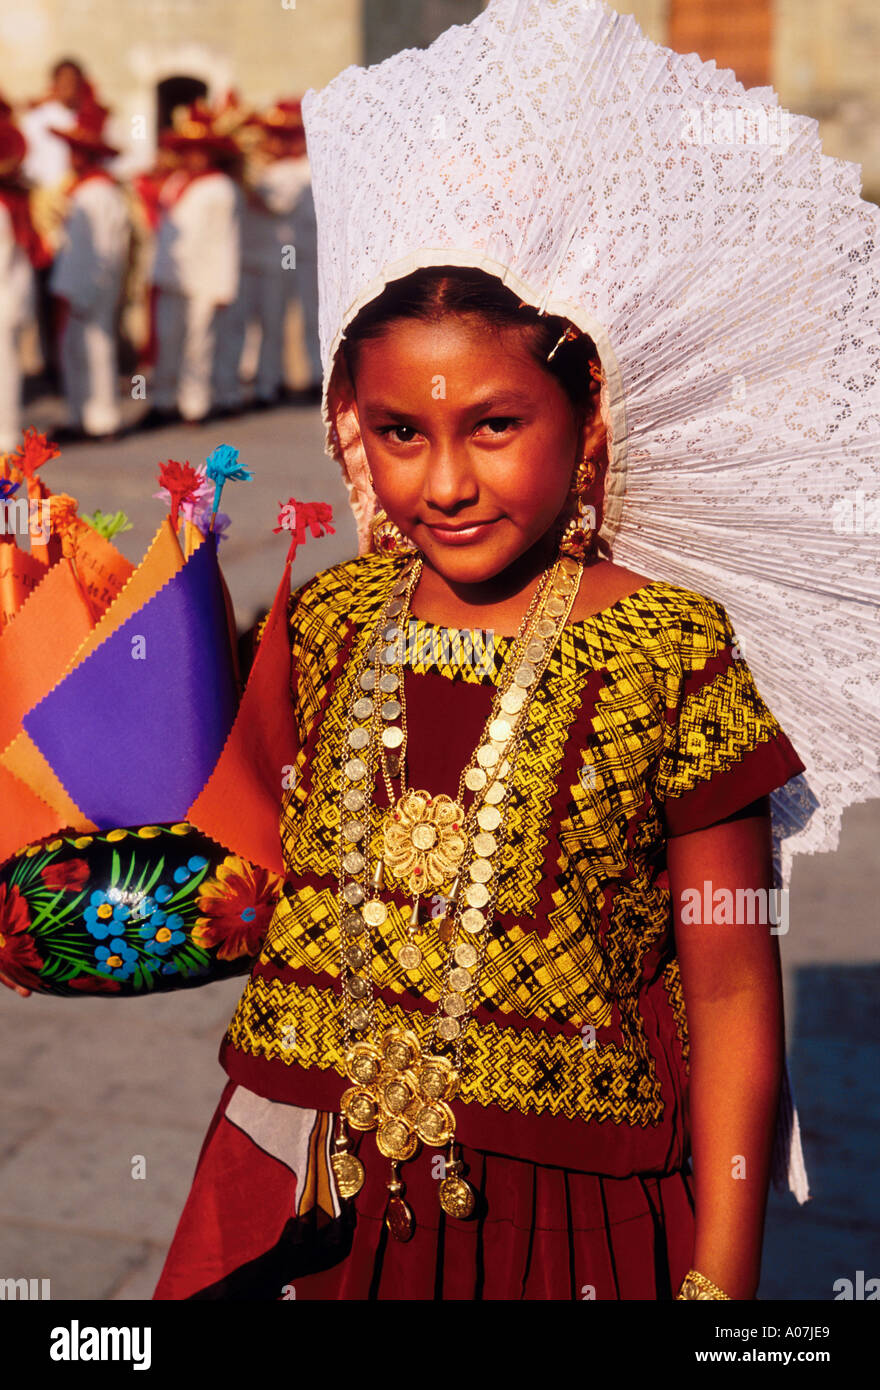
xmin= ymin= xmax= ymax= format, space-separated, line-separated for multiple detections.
xmin=95 ymin=937 xmax=139 ymax=980
xmin=0 ymin=825 xmax=279 ymax=997
xmin=40 ymin=858 xmax=90 ymax=892
xmin=0 ymin=882 xmax=45 ymax=992
xmin=84 ymin=889 xmax=131 ymax=940
xmin=193 ymin=856 xmax=283 ymax=960
xmin=138 ymin=909 xmax=186 ymax=955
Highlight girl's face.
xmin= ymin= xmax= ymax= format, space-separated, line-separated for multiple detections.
xmin=350 ymin=315 xmax=601 ymax=587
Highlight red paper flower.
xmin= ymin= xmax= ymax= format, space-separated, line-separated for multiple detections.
xmin=157 ymin=459 xmax=201 ymax=530
xmin=11 ymin=427 xmax=60 ymax=481
xmin=0 ymin=882 xmax=45 ymax=992
xmin=193 ymin=855 xmax=283 ymax=960
xmin=274 ymin=498 xmax=335 ymax=561
xmin=40 ymin=858 xmax=90 ymax=892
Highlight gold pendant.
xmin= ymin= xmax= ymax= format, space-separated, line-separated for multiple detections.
xmin=383 ymin=790 xmax=466 ymax=894
xmin=414 ymin=1099 xmax=455 ymax=1147
xmin=340 ymin=1085 xmax=379 ymax=1131
xmin=376 ymin=1115 xmax=419 ymax=1161
xmin=331 ymin=1149 xmax=366 ymax=1199
xmin=385 ymin=1161 xmax=415 ymax=1242
xmin=397 ymin=942 xmax=422 ymax=970
xmin=438 ymin=1173 xmax=476 ymax=1219
xmin=438 ymin=1144 xmax=476 ymax=1219
xmin=344 ymin=1041 xmax=383 ymax=1087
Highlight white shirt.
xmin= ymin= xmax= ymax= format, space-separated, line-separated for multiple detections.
xmin=0 ymin=204 xmax=35 ymax=327
xmin=152 ymin=171 xmax=241 ymax=306
xmin=49 ymin=175 xmax=130 ymax=316
xmin=19 ymin=101 xmax=76 ymax=187
xmin=243 ymin=157 xmax=312 ymax=274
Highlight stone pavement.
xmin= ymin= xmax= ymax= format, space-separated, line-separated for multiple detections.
xmin=0 ymin=399 xmax=877 ymax=1300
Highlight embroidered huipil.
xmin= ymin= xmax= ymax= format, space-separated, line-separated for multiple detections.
xmin=219 ymin=552 xmax=805 ymax=1176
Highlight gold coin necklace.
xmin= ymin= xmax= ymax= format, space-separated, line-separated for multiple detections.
xmin=331 ymin=551 xmax=584 ymax=1238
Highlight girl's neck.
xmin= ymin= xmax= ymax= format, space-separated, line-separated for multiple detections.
xmin=410 ymin=535 xmax=592 ymax=635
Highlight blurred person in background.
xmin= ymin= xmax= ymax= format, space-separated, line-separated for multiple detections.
xmin=285 ymin=105 xmax=321 ymax=404
xmin=19 ymin=57 xmax=86 ymax=189
xmin=0 ymin=111 xmax=50 ymax=450
xmin=145 ymin=104 xmax=241 ymax=427
xmin=19 ymin=58 xmax=93 ymax=390
xmin=48 ymin=104 xmax=130 ymax=441
xmin=213 ymin=99 xmax=313 ymax=413
xmin=129 ymin=135 xmax=182 ymax=372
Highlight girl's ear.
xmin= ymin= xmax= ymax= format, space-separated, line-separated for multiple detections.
xmin=577 ymin=398 xmax=607 ymax=466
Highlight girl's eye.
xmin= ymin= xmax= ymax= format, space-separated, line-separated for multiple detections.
xmin=375 ymin=416 xmax=520 ymax=444
xmin=478 ymin=416 xmax=519 ymax=436
xmin=376 ymin=424 xmax=419 ymax=444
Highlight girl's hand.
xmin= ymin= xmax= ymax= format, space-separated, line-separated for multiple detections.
xmin=0 ymin=968 xmax=31 ymax=998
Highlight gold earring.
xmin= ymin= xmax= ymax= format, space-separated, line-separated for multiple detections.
xmin=558 ymin=453 xmax=600 ymax=560
xmin=370 ymin=509 xmax=418 ymax=555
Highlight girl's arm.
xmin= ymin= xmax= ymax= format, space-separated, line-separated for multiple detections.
xmin=667 ymin=802 xmax=784 ymax=1300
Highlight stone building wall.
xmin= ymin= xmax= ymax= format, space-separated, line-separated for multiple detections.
xmin=0 ymin=0 xmax=361 ymax=163
xmin=0 ymin=0 xmax=875 ymax=197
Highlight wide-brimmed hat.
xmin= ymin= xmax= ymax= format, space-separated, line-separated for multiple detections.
xmin=163 ymin=101 xmax=238 ymax=156
xmin=257 ymin=99 xmax=305 ymax=137
xmin=49 ymin=101 xmax=117 ymax=159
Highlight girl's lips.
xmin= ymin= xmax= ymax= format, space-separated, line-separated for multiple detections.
xmin=422 ymin=519 xmax=501 ymax=545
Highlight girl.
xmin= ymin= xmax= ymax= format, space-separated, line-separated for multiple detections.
xmin=152 ymin=264 xmax=805 ymax=1301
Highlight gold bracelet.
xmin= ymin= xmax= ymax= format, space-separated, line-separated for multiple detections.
xmin=676 ymin=1268 xmax=732 ymax=1300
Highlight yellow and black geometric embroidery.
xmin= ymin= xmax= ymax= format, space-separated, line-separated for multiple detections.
xmin=226 ymin=552 xmax=794 ymax=1131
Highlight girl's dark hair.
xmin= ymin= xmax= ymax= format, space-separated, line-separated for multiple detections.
xmin=340 ymin=265 xmax=601 ymax=416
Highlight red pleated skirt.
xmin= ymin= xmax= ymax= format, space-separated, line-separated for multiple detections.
xmin=154 ymin=1080 xmax=696 ymax=1301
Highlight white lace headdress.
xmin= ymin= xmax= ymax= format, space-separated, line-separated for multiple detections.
xmin=301 ymin=0 xmax=880 ymax=1204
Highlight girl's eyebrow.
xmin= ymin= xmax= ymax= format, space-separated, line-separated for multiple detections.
xmin=361 ymin=390 xmax=532 ymax=421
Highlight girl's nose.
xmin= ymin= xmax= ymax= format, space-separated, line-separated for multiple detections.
xmin=423 ymin=446 xmax=479 ymax=513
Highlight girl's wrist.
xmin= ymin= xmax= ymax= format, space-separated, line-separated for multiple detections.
xmin=677 ymin=1268 xmax=733 ymax=1300
xmin=689 ymin=1242 xmax=759 ymax=1300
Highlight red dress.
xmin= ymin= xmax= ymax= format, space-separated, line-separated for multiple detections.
xmin=154 ymin=553 xmax=805 ymax=1300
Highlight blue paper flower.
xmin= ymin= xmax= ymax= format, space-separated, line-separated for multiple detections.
xmin=205 ymin=444 xmax=253 ymax=515
xmin=84 ymin=889 xmax=131 ymax=941
xmin=95 ymin=937 xmax=138 ymax=979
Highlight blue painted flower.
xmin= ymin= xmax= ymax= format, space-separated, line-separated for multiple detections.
xmin=138 ymin=909 xmax=186 ymax=955
xmin=171 ymin=855 xmax=209 ymax=886
xmin=95 ymin=937 xmax=138 ymax=979
xmin=84 ymin=889 xmax=130 ymax=941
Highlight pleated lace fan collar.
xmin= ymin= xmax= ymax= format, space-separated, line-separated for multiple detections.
xmin=300 ymin=0 xmax=880 ymax=898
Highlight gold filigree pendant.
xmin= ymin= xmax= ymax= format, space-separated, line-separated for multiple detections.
xmin=383 ymin=790 xmax=466 ymax=894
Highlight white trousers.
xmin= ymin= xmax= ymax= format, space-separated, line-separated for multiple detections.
xmin=294 ymin=252 xmax=321 ymax=386
xmin=213 ymin=269 xmax=288 ymax=406
xmin=153 ymin=290 xmax=219 ymax=421
xmin=59 ymin=301 xmax=121 ymax=436
xmin=0 ymin=315 xmax=24 ymax=451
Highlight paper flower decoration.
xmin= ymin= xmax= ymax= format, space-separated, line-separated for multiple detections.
xmin=9 ymin=427 xmax=59 ymax=482
xmin=157 ymin=459 xmax=202 ymax=530
xmin=82 ymin=508 xmax=132 ymax=542
xmin=273 ymin=498 xmax=335 ymax=560
xmin=205 ymin=444 xmax=253 ymax=518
